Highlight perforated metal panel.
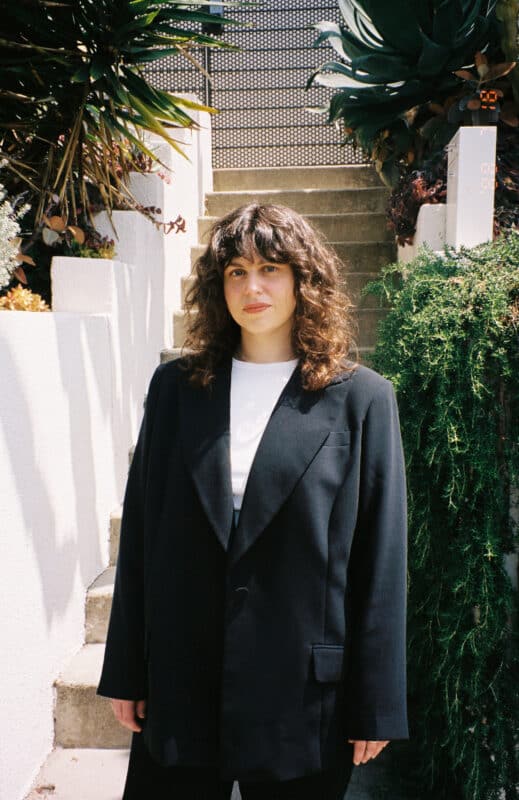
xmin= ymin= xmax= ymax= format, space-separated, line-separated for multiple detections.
xmin=147 ymin=2 xmax=368 ymax=169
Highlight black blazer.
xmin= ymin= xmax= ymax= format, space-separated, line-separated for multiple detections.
xmin=97 ymin=356 xmax=409 ymax=782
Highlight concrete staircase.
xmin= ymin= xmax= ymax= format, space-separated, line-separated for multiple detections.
xmin=26 ymin=165 xmax=397 ymax=799
xmin=53 ymin=510 xmax=129 ymax=750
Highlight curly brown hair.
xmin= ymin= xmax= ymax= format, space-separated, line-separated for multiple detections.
xmin=181 ymin=203 xmax=358 ymax=391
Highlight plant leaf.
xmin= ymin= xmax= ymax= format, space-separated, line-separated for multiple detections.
xmin=46 ymin=215 xmax=67 ymax=231
xmin=42 ymin=228 xmax=60 ymax=245
xmin=19 ymin=254 xmax=36 ymax=266
xmin=67 ymin=225 xmax=85 ymax=244
xmin=453 ymin=69 xmax=477 ymax=82
xmin=70 ymin=63 xmax=90 ymax=83
xmin=13 ymin=266 xmax=28 ymax=284
xmin=480 ymin=62 xmax=517 ymax=82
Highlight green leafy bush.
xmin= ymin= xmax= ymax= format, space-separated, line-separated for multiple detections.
xmin=363 ymin=235 xmax=519 ymax=800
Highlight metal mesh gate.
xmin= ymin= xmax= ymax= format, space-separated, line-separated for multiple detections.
xmin=147 ymin=1 xmax=368 ymax=169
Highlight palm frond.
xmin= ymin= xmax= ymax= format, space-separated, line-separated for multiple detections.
xmin=0 ymin=0 xmax=245 ymax=220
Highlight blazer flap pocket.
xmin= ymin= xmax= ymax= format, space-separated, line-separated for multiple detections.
xmin=312 ymin=644 xmax=345 ymax=683
xmin=322 ymin=430 xmax=351 ymax=447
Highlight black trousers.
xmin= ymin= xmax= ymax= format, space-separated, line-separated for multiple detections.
xmin=123 ymin=732 xmax=355 ymax=800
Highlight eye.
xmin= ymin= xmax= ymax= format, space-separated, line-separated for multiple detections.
xmin=263 ymin=264 xmax=279 ymax=273
xmin=227 ymin=267 xmax=245 ymax=278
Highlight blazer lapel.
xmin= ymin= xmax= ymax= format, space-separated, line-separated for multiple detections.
xmin=178 ymin=356 xmax=352 ymax=559
xmin=229 ymin=364 xmax=347 ymax=565
xmin=178 ymin=360 xmax=234 ymax=552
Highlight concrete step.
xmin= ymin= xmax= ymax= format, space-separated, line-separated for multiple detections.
xmin=190 ymin=241 xmax=396 ymax=272
xmin=109 ymin=507 xmax=122 ymax=567
xmin=54 ymin=644 xmax=131 ymax=748
xmin=213 ymin=165 xmax=383 ymax=192
xmin=198 ymin=213 xmax=392 ymax=245
xmin=85 ymin=567 xmax=115 ymax=644
xmin=24 ymin=748 xmax=243 ymax=800
xmin=25 ymin=747 xmax=130 ymax=800
xmin=205 ymin=187 xmax=389 ymax=217
xmin=173 ymin=308 xmax=388 ymax=350
xmin=181 ymin=271 xmax=382 ymax=310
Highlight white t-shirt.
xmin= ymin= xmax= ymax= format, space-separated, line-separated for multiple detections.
xmin=230 ymin=357 xmax=299 ymax=511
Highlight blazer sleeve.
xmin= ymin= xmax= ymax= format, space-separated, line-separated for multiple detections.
xmin=96 ymin=363 xmax=165 ymax=700
xmin=343 ymin=378 xmax=409 ymax=740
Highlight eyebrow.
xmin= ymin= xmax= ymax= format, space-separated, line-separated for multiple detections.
xmin=226 ymin=258 xmax=280 ymax=267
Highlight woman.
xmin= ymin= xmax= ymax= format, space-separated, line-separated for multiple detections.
xmin=97 ymin=204 xmax=409 ymax=799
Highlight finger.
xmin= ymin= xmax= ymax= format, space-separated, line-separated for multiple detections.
xmin=121 ymin=703 xmax=143 ymax=733
xmin=353 ymin=741 xmax=368 ymax=765
xmin=347 ymin=740 xmax=363 ymax=766
xmin=366 ymin=740 xmax=390 ymax=761
xmin=359 ymin=741 xmax=373 ymax=764
xmin=111 ymin=700 xmax=142 ymax=733
xmin=110 ymin=700 xmax=124 ymax=723
xmin=136 ymin=699 xmax=147 ymax=719
xmin=364 ymin=741 xmax=380 ymax=760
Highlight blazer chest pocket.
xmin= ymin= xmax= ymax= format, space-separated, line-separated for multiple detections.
xmin=312 ymin=644 xmax=345 ymax=683
xmin=322 ymin=430 xmax=351 ymax=448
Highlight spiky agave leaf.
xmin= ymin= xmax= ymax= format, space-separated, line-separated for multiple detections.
xmin=309 ymin=1 xmax=500 ymax=135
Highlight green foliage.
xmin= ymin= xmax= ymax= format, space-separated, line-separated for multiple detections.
xmin=306 ymin=1 xmax=519 ymax=188
xmin=363 ymin=235 xmax=519 ymax=799
xmin=307 ymin=0 xmax=499 ymax=130
xmin=496 ymin=0 xmax=519 ymax=103
xmin=0 ymin=0 xmax=242 ymax=221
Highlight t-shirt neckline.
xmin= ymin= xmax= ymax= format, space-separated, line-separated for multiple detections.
xmin=232 ymin=357 xmax=299 ymax=368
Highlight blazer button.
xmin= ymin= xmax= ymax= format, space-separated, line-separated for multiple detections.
xmin=231 ymin=586 xmax=249 ymax=609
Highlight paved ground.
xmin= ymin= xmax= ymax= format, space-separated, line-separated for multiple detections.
xmin=25 ymin=743 xmax=417 ymax=800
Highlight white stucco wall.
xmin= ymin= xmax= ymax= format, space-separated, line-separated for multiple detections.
xmin=0 ymin=109 xmax=211 ymax=800
xmin=51 ymin=248 xmax=160 ymax=501
xmin=0 ymin=311 xmax=115 ymax=800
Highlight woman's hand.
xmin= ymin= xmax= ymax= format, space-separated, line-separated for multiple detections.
xmin=348 ymin=739 xmax=389 ymax=765
xmin=110 ymin=698 xmax=147 ymax=733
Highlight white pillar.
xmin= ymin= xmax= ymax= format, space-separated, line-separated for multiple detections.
xmin=446 ymin=126 xmax=497 ymax=249
xmin=397 ymin=204 xmax=447 ymax=264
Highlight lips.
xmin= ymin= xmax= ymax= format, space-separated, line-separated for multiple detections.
xmin=243 ymin=303 xmax=271 ymax=313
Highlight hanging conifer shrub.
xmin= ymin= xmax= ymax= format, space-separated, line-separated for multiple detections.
xmin=363 ymin=233 xmax=519 ymax=800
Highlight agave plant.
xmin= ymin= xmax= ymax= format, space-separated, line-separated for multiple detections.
xmin=0 ymin=0 xmax=242 ymax=223
xmin=496 ymin=0 xmax=519 ymax=103
xmin=307 ymin=0 xmax=501 ymax=185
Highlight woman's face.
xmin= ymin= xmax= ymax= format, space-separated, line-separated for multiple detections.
xmin=223 ymin=252 xmax=297 ymax=343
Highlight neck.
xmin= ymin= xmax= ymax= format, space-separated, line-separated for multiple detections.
xmin=236 ymin=331 xmax=296 ymax=363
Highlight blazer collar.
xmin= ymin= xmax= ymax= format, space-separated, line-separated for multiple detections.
xmin=178 ymin=359 xmax=234 ymax=552
xmin=178 ymin=356 xmax=352 ymax=561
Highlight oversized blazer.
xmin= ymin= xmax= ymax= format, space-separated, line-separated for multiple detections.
xmin=97 ymin=354 xmax=409 ymax=782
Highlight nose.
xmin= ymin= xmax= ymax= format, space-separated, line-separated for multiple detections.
xmin=244 ymin=271 xmax=262 ymax=295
